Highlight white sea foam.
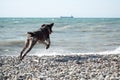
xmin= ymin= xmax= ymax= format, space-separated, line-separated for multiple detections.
xmin=32 ymin=47 xmax=120 ymax=57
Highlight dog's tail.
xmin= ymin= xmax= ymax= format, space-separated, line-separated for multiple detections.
xmin=27 ymin=32 xmax=34 ymax=37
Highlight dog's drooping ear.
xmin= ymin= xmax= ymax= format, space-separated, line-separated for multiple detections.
xmin=41 ymin=24 xmax=46 ymax=27
xmin=27 ymin=32 xmax=34 ymax=37
xmin=41 ymin=23 xmax=54 ymax=28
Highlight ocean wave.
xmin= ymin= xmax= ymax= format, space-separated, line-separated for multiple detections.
xmin=0 ymin=25 xmax=4 ymax=28
xmin=55 ymin=25 xmax=74 ymax=31
xmin=0 ymin=40 xmax=24 ymax=46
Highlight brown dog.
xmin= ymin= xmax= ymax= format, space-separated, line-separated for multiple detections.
xmin=19 ymin=23 xmax=54 ymax=61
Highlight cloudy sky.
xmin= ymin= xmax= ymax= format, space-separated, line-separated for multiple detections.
xmin=0 ymin=0 xmax=120 ymax=17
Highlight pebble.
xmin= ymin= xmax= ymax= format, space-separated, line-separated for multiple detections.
xmin=0 ymin=54 xmax=120 ymax=80
xmin=0 ymin=73 xmax=4 ymax=80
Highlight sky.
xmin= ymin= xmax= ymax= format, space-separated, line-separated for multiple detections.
xmin=0 ymin=0 xmax=120 ymax=18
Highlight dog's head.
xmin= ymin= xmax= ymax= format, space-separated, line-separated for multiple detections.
xmin=41 ymin=23 xmax=54 ymax=34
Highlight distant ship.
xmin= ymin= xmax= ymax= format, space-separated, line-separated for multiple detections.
xmin=60 ymin=16 xmax=74 ymax=18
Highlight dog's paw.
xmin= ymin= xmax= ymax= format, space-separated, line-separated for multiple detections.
xmin=46 ymin=45 xmax=50 ymax=49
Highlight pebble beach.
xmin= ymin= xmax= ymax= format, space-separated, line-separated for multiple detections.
xmin=0 ymin=54 xmax=120 ymax=80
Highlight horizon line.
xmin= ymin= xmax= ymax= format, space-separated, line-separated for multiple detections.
xmin=0 ymin=16 xmax=120 ymax=18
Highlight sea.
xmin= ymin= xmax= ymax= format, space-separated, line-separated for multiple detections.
xmin=0 ymin=18 xmax=120 ymax=56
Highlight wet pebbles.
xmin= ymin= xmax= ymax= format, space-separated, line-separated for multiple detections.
xmin=0 ymin=54 xmax=120 ymax=80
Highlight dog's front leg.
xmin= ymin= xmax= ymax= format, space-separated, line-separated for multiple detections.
xmin=44 ymin=38 xmax=50 ymax=49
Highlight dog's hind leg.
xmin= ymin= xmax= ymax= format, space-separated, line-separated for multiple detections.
xmin=19 ymin=39 xmax=30 ymax=60
xmin=20 ymin=38 xmax=37 ymax=61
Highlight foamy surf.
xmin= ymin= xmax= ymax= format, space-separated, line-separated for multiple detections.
xmin=32 ymin=47 xmax=120 ymax=57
